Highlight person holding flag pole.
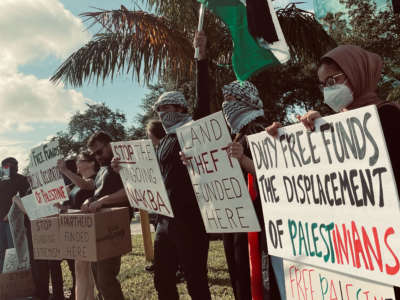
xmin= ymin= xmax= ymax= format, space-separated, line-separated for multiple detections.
xmin=144 ymin=16 xmax=212 ymax=300
xmin=188 ymin=1 xmax=290 ymax=299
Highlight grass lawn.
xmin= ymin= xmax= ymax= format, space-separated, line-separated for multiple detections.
xmin=62 ymin=234 xmax=234 ymax=299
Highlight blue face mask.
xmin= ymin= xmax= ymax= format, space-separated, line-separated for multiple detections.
xmin=323 ymin=83 xmax=353 ymax=112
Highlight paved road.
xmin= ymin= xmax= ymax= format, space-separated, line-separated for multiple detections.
xmin=130 ymin=214 xmax=155 ymax=235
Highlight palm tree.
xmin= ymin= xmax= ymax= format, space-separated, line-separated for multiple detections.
xmin=51 ymin=0 xmax=336 ymax=121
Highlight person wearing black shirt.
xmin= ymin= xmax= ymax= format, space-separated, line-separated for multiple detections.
xmin=150 ymin=32 xmax=211 ymax=300
xmin=0 ymin=157 xmax=30 ymax=271
xmin=81 ymin=132 xmax=129 ymax=300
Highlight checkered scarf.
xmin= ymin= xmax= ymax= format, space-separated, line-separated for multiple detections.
xmin=221 ymin=81 xmax=264 ymax=134
xmin=153 ymin=91 xmax=192 ymax=134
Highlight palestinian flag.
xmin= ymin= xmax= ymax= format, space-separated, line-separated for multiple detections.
xmin=199 ymin=0 xmax=290 ymax=81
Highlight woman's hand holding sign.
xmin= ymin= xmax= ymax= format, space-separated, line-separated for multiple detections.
xmin=265 ymin=121 xmax=282 ymax=138
xmin=296 ymin=110 xmax=321 ymax=131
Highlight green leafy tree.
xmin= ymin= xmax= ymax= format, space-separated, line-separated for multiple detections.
xmin=322 ymin=0 xmax=400 ymax=102
xmin=51 ymin=1 xmax=336 ymax=126
xmin=54 ymin=103 xmax=127 ymax=156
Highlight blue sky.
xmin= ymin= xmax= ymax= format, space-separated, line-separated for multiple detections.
xmin=0 ymin=0 xmax=314 ymax=168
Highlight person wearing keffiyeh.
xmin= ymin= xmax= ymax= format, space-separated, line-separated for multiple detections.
xmin=218 ymin=80 xmax=284 ymax=300
xmin=150 ymin=32 xmax=212 ymax=300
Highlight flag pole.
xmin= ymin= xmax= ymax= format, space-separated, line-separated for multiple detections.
xmin=194 ymin=4 xmax=205 ymax=59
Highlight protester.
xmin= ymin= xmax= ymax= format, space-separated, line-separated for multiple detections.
xmin=15 ymin=159 xmax=64 ymax=300
xmin=266 ymin=44 xmax=400 ymax=299
xmin=175 ymin=31 xmax=281 ymax=300
xmin=267 ymin=45 xmax=400 ymax=185
xmin=58 ymin=151 xmax=99 ymax=300
xmin=0 ymin=157 xmax=30 ymax=271
xmin=219 ymin=80 xmax=283 ymax=300
xmin=150 ymin=31 xmax=211 ymax=300
xmin=142 ymin=120 xmax=165 ymax=272
xmin=81 ymin=131 xmax=130 ymax=300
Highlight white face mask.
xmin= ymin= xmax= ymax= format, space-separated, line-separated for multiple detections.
xmin=323 ymin=83 xmax=353 ymax=112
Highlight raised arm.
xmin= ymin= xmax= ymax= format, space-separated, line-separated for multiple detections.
xmin=192 ymin=31 xmax=211 ymax=120
xmin=57 ymin=159 xmax=95 ymax=191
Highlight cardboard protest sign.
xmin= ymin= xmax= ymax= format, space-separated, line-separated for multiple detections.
xmin=284 ymin=259 xmax=395 ymax=300
xmin=247 ymin=105 xmax=400 ymax=286
xmin=2 ymin=248 xmax=29 ymax=273
xmin=20 ymin=193 xmax=59 ymax=220
xmin=31 ymin=216 xmax=62 ymax=260
xmin=59 ymin=207 xmax=132 ymax=261
xmin=27 ymin=141 xmax=68 ymax=205
xmin=111 ymin=140 xmax=173 ymax=217
xmin=177 ymin=111 xmax=260 ymax=233
xmin=7 ymin=202 xmax=29 ymax=264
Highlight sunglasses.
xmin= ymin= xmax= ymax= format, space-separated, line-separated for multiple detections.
xmin=92 ymin=144 xmax=107 ymax=157
xmin=77 ymin=159 xmax=92 ymax=164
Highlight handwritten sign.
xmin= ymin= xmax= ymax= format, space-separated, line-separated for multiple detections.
xmin=59 ymin=208 xmax=132 ymax=261
xmin=177 ymin=111 xmax=260 ymax=233
xmin=27 ymin=141 xmax=68 ymax=205
xmin=284 ymin=259 xmax=395 ymax=300
xmin=7 ymin=202 xmax=29 ymax=264
xmin=2 ymin=248 xmax=29 ymax=273
xmin=20 ymin=194 xmax=59 ymax=220
xmin=111 ymin=140 xmax=173 ymax=217
xmin=247 ymin=105 xmax=400 ymax=286
xmin=31 ymin=216 xmax=62 ymax=260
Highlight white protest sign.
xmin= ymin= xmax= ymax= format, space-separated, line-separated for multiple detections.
xmin=2 ymin=248 xmax=29 ymax=273
xmin=111 ymin=140 xmax=174 ymax=217
xmin=7 ymin=202 xmax=29 ymax=264
xmin=27 ymin=141 xmax=68 ymax=205
xmin=20 ymin=194 xmax=59 ymax=220
xmin=247 ymin=105 xmax=400 ymax=286
xmin=284 ymin=259 xmax=395 ymax=300
xmin=177 ymin=111 xmax=261 ymax=233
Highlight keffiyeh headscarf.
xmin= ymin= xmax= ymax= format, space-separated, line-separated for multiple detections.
xmin=221 ymin=81 xmax=264 ymax=134
xmin=153 ymin=91 xmax=192 ymax=134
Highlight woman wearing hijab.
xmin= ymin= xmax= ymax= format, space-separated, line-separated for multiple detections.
xmin=266 ymin=45 xmax=400 ymax=299
xmin=268 ymin=45 xmax=400 ymax=188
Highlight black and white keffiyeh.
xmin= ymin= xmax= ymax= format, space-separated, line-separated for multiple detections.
xmin=221 ymin=81 xmax=264 ymax=134
xmin=153 ymin=91 xmax=192 ymax=134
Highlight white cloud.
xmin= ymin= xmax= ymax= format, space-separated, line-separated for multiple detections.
xmin=0 ymin=0 xmax=90 ymax=68
xmin=0 ymin=0 xmax=95 ymax=164
xmin=0 ymin=72 xmax=92 ymax=133
xmin=0 ymin=138 xmax=32 ymax=170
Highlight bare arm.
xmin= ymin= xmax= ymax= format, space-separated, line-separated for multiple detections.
xmin=81 ymin=188 xmax=128 ymax=213
xmin=57 ymin=160 xmax=95 ymax=191
xmin=98 ymin=188 xmax=128 ymax=206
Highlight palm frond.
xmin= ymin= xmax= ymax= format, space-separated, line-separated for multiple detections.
xmin=278 ymin=3 xmax=337 ymax=62
xmin=387 ymin=85 xmax=400 ymax=103
xmin=51 ymin=11 xmax=194 ymax=86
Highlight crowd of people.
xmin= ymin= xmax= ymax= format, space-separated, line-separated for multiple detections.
xmin=0 ymin=31 xmax=399 ymax=300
